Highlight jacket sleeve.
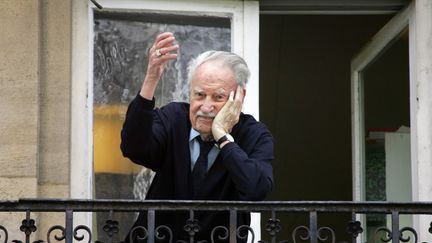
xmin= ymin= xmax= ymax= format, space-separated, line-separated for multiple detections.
xmin=219 ymin=127 xmax=274 ymax=201
xmin=120 ymin=94 xmax=167 ymax=172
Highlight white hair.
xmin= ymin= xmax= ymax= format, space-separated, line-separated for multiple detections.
xmin=187 ymin=51 xmax=250 ymax=87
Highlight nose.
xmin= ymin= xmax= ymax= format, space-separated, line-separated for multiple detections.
xmin=200 ymin=97 xmax=214 ymax=113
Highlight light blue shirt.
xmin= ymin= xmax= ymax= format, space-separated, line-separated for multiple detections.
xmin=189 ymin=128 xmax=220 ymax=171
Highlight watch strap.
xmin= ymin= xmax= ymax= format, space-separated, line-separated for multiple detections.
xmin=217 ymin=135 xmax=229 ymax=146
xmin=217 ymin=134 xmax=234 ymax=148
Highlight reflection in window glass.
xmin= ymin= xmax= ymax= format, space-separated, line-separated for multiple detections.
xmin=93 ymin=11 xmax=231 ymax=241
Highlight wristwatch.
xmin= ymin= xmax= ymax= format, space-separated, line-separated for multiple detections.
xmin=217 ymin=133 xmax=234 ymax=148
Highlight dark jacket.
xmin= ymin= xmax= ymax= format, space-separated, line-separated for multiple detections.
xmin=121 ymin=95 xmax=274 ymax=242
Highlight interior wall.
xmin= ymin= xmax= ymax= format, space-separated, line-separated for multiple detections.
xmin=259 ymin=14 xmax=393 ymax=241
xmin=364 ymin=33 xmax=410 ymax=130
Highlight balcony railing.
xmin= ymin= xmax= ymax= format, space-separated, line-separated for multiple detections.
xmin=1 ymin=199 xmax=432 ymax=243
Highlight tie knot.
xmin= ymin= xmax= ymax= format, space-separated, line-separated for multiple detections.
xmin=197 ymin=137 xmax=214 ymax=154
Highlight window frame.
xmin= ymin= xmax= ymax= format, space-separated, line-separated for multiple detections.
xmin=70 ymin=0 xmax=259 ymax=232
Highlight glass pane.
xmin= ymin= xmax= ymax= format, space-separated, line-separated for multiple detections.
xmin=363 ymin=27 xmax=410 ymax=242
xmin=93 ymin=11 xmax=231 ymax=242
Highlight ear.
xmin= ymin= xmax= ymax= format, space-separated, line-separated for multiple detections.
xmin=242 ymin=89 xmax=246 ymax=103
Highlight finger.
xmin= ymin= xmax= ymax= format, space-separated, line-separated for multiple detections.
xmin=151 ymin=45 xmax=178 ymax=61
xmin=157 ymin=44 xmax=179 ymax=56
xmin=228 ymin=90 xmax=235 ymax=101
xmin=148 ymin=54 xmax=177 ymax=76
xmin=154 ymin=32 xmax=174 ymax=43
xmin=234 ymin=85 xmax=244 ymax=101
xmin=156 ymin=36 xmax=176 ymax=49
xmin=154 ymin=53 xmax=178 ymax=63
xmin=149 ymin=33 xmax=175 ymax=55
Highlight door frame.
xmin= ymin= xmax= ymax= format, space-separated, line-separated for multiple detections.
xmin=351 ymin=2 xmax=413 ymax=202
xmin=350 ymin=2 xmax=414 ymax=242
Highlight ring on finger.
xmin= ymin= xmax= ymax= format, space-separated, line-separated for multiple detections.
xmin=155 ymin=49 xmax=163 ymax=57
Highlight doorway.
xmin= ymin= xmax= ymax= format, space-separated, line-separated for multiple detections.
xmin=259 ymin=13 xmax=409 ymax=241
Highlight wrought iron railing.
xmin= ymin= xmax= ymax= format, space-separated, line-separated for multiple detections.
xmin=1 ymin=199 xmax=432 ymax=243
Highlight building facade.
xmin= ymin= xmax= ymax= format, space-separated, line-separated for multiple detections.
xmin=1 ymin=0 xmax=431 ymax=242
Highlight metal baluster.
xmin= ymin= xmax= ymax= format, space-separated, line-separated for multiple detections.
xmin=391 ymin=211 xmax=399 ymax=243
xmin=271 ymin=211 xmax=276 ymax=243
xmin=24 ymin=211 xmax=31 ymax=243
xmin=65 ymin=210 xmax=73 ymax=243
xmin=108 ymin=210 xmax=114 ymax=243
xmin=309 ymin=211 xmax=318 ymax=243
xmin=189 ymin=210 xmax=195 ymax=243
xmin=230 ymin=210 xmax=237 ymax=243
xmin=147 ymin=209 xmax=155 ymax=243
xmin=351 ymin=212 xmax=356 ymax=243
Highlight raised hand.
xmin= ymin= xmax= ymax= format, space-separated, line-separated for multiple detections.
xmin=140 ymin=32 xmax=179 ymax=100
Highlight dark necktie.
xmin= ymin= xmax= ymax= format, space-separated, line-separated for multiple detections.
xmin=192 ymin=137 xmax=214 ymax=195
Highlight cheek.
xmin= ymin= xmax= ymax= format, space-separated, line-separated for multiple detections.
xmin=189 ymin=113 xmax=196 ymax=124
xmin=190 ymin=103 xmax=199 ymax=115
xmin=189 ymin=104 xmax=198 ymax=124
xmin=189 ymin=99 xmax=200 ymax=110
xmin=213 ymin=103 xmax=225 ymax=113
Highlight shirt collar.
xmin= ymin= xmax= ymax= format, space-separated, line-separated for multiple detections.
xmin=189 ymin=128 xmax=200 ymax=142
xmin=189 ymin=128 xmax=217 ymax=142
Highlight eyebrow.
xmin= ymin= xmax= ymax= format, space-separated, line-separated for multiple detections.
xmin=214 ymin=88 xmax=227 ymax=95
xmin=191 ymin=88 xmax=228 ymax=95
xmin=192 ymin=88 xmax=203 ymax=93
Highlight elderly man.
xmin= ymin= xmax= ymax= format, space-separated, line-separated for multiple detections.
xmin=121 ymin=32 xmax=274 ymax=242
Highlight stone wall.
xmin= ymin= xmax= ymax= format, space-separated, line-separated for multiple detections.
xmin=0 ymin=0 xmax=71 ymax=240
xmin=38 ymin=0 xmax=71 ymax=198
xmin=0 ymin=0 xmax=39 ymax=199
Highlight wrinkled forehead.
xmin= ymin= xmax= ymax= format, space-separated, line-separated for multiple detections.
xmin=191 ymin=61 xmax=234 ymax=82
xmin=191 ymin=85 xmax=229 ymax=94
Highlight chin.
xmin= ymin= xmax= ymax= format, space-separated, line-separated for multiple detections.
xmin=195 ymin=124 xmax=212 ymax=135
xmin=197 ymin=128 xmax=212 ymax=135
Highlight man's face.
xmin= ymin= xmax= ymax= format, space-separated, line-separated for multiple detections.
xmin=189 ymin=61 xmax=237 ymax=139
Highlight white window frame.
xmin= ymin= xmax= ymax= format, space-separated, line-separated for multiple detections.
xmin=350 ymin=2 xmax=418 ymax=242
xmin=71 ymin=0 xmax=259 ymax=233
xmin=351 ymin=2 xmax=413 ymax=203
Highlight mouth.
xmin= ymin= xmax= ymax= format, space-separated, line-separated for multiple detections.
xmin=197 ymin=116 xmax=214 ymax=122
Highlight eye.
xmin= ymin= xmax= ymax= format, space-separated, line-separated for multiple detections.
xmin=194 ymin=91 xmax=205 ymax=98
xmin=215 ymin=94 xmax=225 ymax=101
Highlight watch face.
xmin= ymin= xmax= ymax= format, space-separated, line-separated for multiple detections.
xmin=226 ymin=134 xmax=234 ymax=142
